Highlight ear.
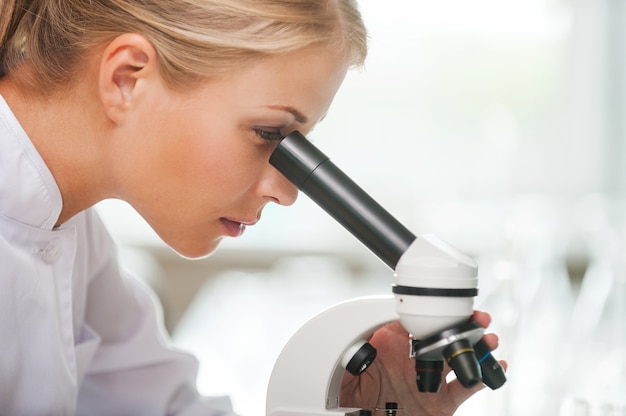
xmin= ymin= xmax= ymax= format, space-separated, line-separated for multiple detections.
xmin=98 ymin=33 xmax=158 ymax=124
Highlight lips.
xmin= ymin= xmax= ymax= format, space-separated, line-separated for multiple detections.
xmin=219 ymin=218 xmax=256 ymax=237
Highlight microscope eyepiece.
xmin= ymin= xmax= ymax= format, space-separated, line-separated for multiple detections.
xmin=269 ymin=131 xmax=416 ymax=270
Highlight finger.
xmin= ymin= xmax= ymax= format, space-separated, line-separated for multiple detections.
xmin=482 ymin=333 xmax=499 ymax=351
xmin=471 ymin=310 xmax=492 ymax=328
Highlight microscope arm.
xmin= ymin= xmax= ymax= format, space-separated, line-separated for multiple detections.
xmin=266 ymin=296 xmax=398 ymax=416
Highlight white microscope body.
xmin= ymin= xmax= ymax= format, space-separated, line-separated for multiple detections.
xmin=265 ymin=132 xmax=505 ymax=415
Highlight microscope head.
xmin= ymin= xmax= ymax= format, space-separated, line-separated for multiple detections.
xmin=393 ymin=234 xmax=478 ymax=339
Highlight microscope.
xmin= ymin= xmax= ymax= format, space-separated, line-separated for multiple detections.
xmin=266 ymin=132 xmax=506 ymax=415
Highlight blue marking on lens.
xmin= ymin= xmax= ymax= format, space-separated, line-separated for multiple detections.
xmin=477 ymin=352 xmax=491 ymax=364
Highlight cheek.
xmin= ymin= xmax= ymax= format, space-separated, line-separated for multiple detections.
xmin=158 ymin=131 xmax=258 ymax=201
xmin=140 ymin=103 xmax=269 ymax=206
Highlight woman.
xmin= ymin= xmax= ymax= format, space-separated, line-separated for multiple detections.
xmin=0 ymin=0 xmax=502 ymax=414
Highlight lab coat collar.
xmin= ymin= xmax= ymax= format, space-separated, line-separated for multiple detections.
xmin=0 ymin=94 xmax=63 ymax=231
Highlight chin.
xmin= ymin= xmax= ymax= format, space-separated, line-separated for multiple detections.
xmin=168 ymin=236 xmax=224 ymax=260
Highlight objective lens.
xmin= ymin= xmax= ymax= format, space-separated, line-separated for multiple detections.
xmin=473 ymin=338 xmax=507 ymax=390
xmin=415 ymin=359 xmax=444 ymax=392
xmin=443 ymin=339 xmax=482 ymax=388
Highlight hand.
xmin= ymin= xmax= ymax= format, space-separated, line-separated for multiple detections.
xmin=340 ymin=311 xmax=507 ymax=415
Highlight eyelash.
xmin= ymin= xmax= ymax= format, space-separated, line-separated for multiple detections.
xmin=254 ymin=128 xmax=284 ymax=142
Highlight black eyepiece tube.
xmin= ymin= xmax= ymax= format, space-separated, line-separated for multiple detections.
xmin=269 ymin=131 xmax=416 ymax=270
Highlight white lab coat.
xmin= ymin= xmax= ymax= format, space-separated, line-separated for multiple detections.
xmin=0 ymin=94 xmax=237 ymax=415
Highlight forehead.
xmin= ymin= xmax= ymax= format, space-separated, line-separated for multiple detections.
xmin=203 ymin=46 xmax=349 ymax=126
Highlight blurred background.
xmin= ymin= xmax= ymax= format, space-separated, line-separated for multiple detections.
xmin=96 ymin=0 xmax=626 ymax=414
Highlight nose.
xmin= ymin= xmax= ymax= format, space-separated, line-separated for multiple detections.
xmin=259 ymin=164 xmax=299 ymax=206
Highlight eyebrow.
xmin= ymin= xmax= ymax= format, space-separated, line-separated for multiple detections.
xmin=267 ymin=105 xmax=309 ymax=124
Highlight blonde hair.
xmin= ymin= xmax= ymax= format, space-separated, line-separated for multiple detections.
xmin=0 ymin=0 xmax=367 ymax=92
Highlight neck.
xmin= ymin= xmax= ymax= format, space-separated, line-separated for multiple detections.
xmin=0 ymin=73 xmax=114 ymax=226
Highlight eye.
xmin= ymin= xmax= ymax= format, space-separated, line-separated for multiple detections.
xmin=254 ymin=128 xmax=284 ymax=142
